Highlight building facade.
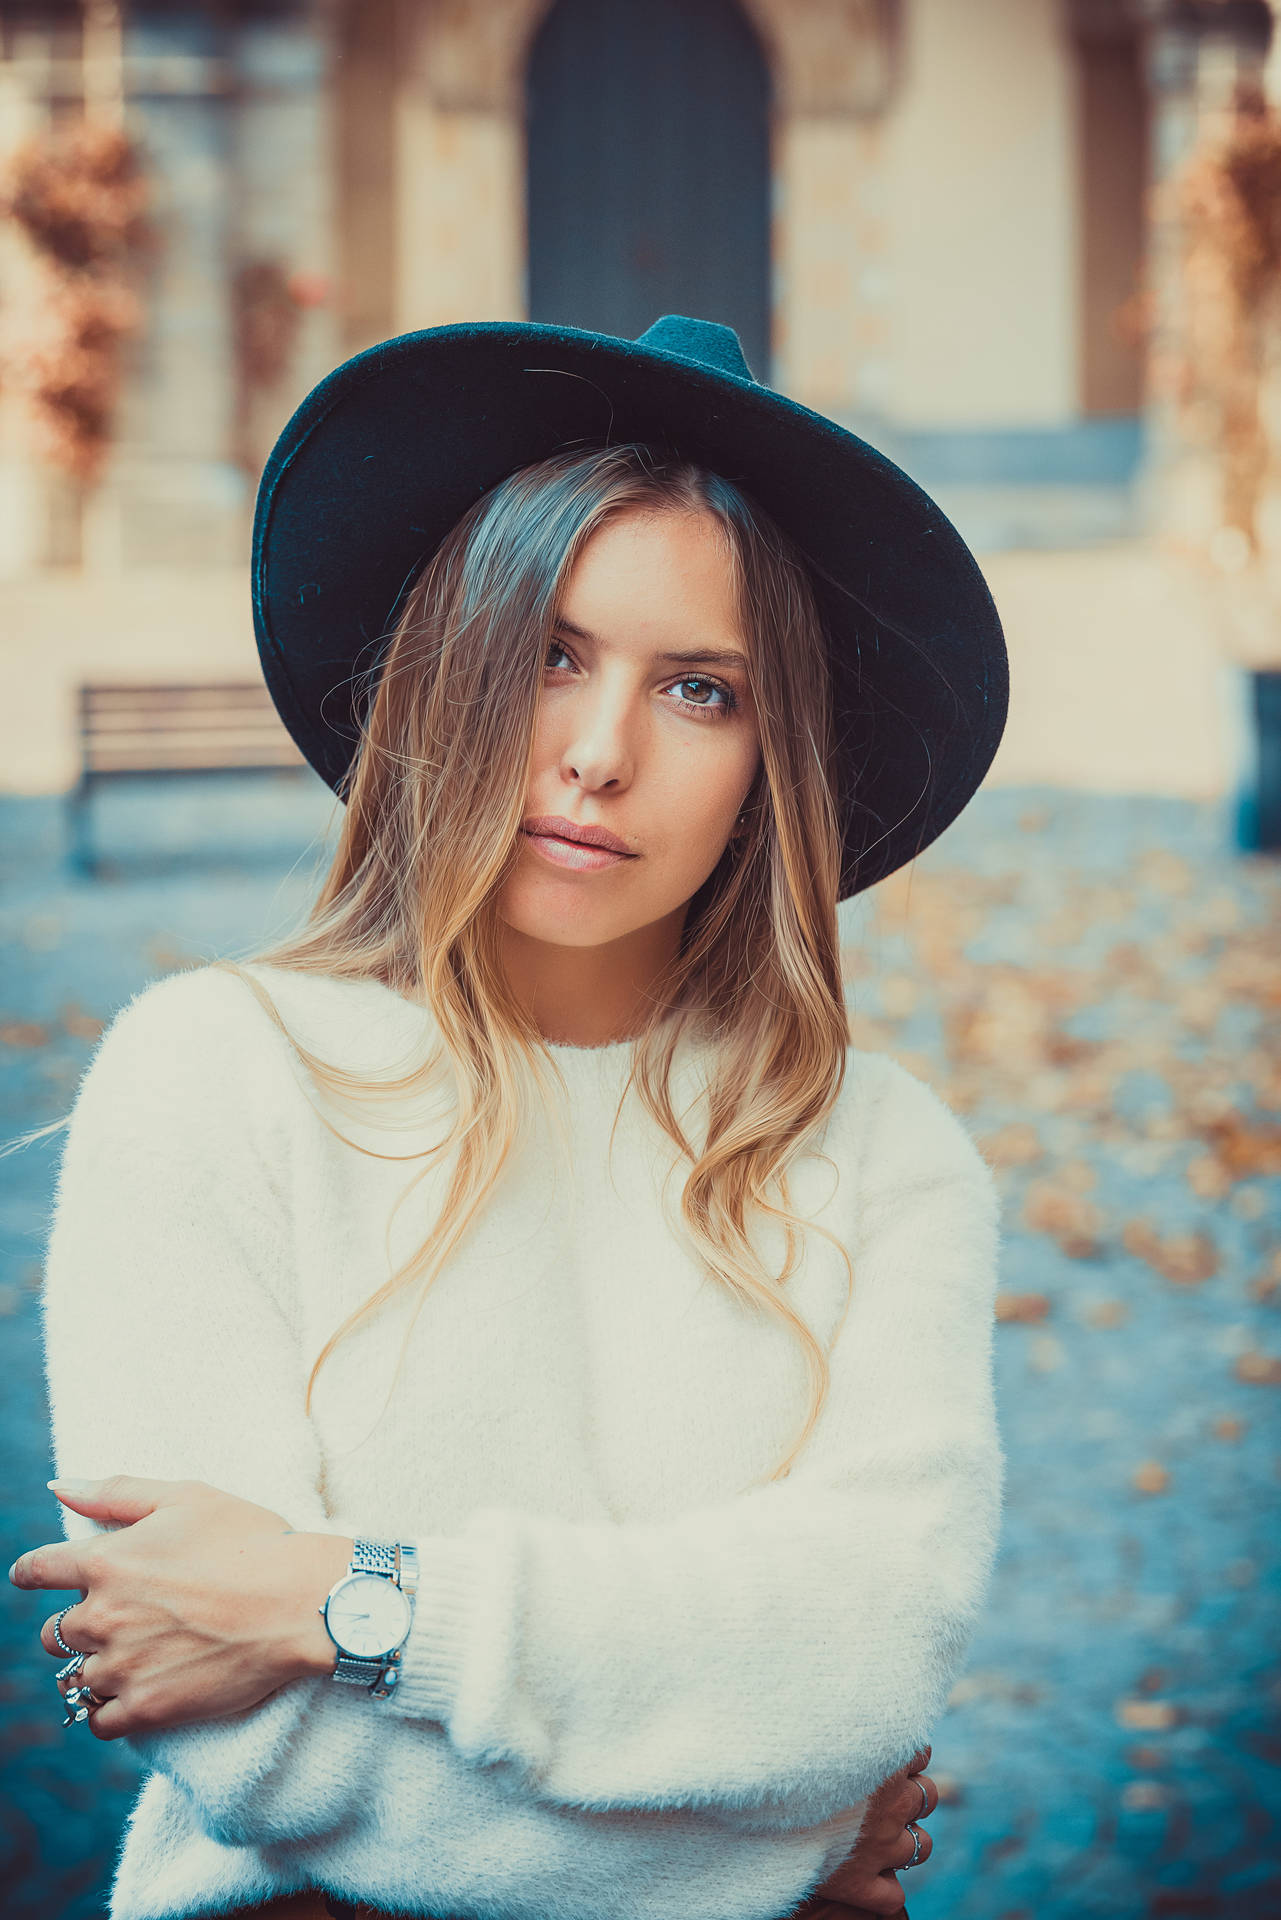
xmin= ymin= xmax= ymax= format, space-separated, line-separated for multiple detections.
xmin=0 ymin=0 xmax=1273 ymax=575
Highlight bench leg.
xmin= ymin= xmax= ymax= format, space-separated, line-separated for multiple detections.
xmin=67 ymin=778 xmax=97 ymax=879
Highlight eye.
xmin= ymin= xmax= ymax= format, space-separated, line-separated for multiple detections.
xmin=669 ymin=674 xmax=738 ymax=718
xmin=544 ymin=640 xmax=739 ymax=720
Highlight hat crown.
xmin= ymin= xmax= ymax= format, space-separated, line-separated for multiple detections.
xmin=635 ymin=313 xmax=756 ymax=385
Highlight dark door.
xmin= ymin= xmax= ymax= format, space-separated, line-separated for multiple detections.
xmin=526 ymin=0 xmax=773 ymax=384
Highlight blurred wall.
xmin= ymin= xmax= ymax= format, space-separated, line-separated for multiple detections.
xmin=885 ymin=0 xmax=1079 ymax=427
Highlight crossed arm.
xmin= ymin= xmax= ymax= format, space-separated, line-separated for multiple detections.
xmin=20 ymin=974 xmax=1001 ymax=1899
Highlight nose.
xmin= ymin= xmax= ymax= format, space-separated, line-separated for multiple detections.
xmin=557 ymin=684 xmax=637 ymax=794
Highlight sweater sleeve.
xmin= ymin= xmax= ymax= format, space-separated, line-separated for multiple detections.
xmin=42 ymin=973 xmax=1003 ymax=1848
xmin=381 ymin=1048 xmax=1006 ymax=1834
xmin=39 ymin=967 xmax=395 ymax=1850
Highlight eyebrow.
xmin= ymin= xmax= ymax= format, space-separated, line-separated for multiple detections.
xmin=553 ymin=616 xmax=749 ymax=673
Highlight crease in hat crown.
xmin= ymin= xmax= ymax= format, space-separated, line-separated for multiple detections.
xmin=635 ymin=314 xmax=756 ymax=384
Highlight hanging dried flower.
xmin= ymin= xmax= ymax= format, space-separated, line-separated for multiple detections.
xmin=0 ymin=118 xmax=153 ymax=484
xmin=1173 ymin=79 xmax=1281 ymax=552
xmin=22 ymin=277 xmax=144 ymax=482
xmin=230 ymin=261 xmax=330 ymax=474
xmin=4 ymin=121 xmax=149 ymax=272
xmin=232 ymin=260 xmax=305 ymax=394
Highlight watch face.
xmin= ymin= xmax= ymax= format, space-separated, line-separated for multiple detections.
xmin=324 ymin=1573 xmax=413 ymax=1659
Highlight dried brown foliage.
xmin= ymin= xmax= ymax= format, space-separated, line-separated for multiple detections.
xmin=1174 ymin=81 xmax=1281 ymax=549
xmin=5 ymin=121 xmax=149 ymax=271
xmin=0 ymin=120 xmax=152 ymax=483
xmin=841 ymin=827 xmax=1279 ymax=1286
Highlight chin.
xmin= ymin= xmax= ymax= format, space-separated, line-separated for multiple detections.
xmin=497 ymin=885 xmax=626 ymax=943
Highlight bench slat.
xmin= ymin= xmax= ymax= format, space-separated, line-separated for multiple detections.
xmin=86 ymin=714 xmax=290 ymax=733
xmin=76 ymin=679 xmax=311 ymax=786
xmin=84 ymin=744 xmax=307 ymax=773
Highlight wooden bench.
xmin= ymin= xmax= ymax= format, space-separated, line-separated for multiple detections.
xmin=69 ymin=680 xmax=311 ymax=875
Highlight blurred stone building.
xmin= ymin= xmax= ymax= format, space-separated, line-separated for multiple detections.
xmin=0 ymin=0 xmax=1273 ymax=578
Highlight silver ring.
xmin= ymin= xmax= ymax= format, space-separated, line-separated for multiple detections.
xmin=52 ymin=1605 xmax=80 ymax=1656
xmin=53 ymin=1650 xmax=92 ymax=1727
xmin=902 ymin=1821 xmax=924 ymax=1870
xmin=914 ymin=1774 xmax=930 ymax=1818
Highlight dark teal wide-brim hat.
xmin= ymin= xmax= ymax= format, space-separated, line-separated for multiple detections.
xmin=252 ymin=312 xmax=1007 ymax=901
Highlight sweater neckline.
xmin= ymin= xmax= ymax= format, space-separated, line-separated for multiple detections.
xmin=543 ymin=1034 xmax=639 ymax=1057
xmin=242 ymin=963 xmax=690 ymax=1066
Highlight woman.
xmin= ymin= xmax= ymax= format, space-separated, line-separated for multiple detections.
xmin=11 ymin=314 xmax=1008 ymax=1920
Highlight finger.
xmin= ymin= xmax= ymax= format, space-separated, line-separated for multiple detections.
xmin=897 ymin=1770 xmax=936 ymax=1820
xmin=9 ymin=1541 xmax=93 ymax=1594
xmin=896 ymin=1821 xmax=933 ymax=1870
xmin=906 ymin=1744 xmax=931 ymax=1773
xmin=47 ymin=1472 xmax=196 ymax=1524
xmin=80 ymin=1692 xmax=128 ymax=1741
xmin=40 ymin=1603 xmax=99 ymax=1658
xmin=845 ymin=1875 xmax=907 ymax=1916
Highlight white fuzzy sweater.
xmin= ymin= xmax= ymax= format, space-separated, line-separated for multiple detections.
xmin=40 ymin=962 xmax=1004 ymax=1920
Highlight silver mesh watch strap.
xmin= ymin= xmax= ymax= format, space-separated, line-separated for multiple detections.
xmin=330 ymin=1538 xmax=417 ymax=1695
xmin=353 ymin=1538 xmax=397 ymax=1578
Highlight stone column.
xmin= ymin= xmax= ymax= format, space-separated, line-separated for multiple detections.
xmin=227 ymin=0 xmax=340 ymax=478
xmin=88 ymin=6 xmax=245 ymax=569
xmin=392 ymin=0 xmax=549 ymax=331
xmin=743 ymin=0 xmax=903 ymax=420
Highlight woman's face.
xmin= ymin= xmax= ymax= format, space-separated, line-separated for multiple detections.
xmin=499 ymin=504 xmax=762 ymax=960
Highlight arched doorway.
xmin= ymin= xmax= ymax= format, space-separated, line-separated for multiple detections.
xmin=525 ymin=0 xmax=773 ymax=382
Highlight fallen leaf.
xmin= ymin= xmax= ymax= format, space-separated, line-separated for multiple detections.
xmin=59 ymin=1002 xmax=104 ymax=1042
xmin=1122 ymin=1220 xmax=1219 ymax=1285
xmin=995 ymin=1292 xmax=1052 ymax=1323
xmin=0 ymin=1021 xmax=51 ymax=1049
xmin=1115 ymin=1697 xmax=1181 ymax=1730
xmin=1235 ymin=1350 xmax=1281 ymax=1385
xmin=979 ymin=1121 xmax=1044 ymax=1168
xmin=1185 ymin=1154 xmax=1234 ymax=1201
xmin=1136 ymin=849 xmax=1194 ymax=895
xmin=1024 ymin=1181 xmax=1105 ymax=1258
xmin=1133 ymin=1460 xmax=1170 ymax=1494
xmin=1198 ymin=1112 xmax=1281 ymax=1179
xmin=1121 ymin=1780 xmax=1170 ymax=1811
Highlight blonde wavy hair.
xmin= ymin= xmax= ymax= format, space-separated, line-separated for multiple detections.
xmin=62 ymin=441 xmax=863 ymax=1487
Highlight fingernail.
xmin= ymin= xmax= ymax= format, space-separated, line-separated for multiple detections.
xmin=47 ymin=1478 xmax=97 ymax=1495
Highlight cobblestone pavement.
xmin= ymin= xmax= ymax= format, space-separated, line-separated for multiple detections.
xmin=0 ymin=772 xmax=1277 ymax=1920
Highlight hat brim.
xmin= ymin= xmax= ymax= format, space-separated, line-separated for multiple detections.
xmin=252 ymin=320 xmax=1008 ymax=901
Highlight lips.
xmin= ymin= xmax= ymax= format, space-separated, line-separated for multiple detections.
xmin=522 ymin=815 xmax=635 ymax=856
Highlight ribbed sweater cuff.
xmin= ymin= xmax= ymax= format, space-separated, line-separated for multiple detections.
xmin=381 ymin=1532 xmax=489 ymax=1724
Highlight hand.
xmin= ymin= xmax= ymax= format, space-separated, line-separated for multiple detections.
xmin=9 ymin=1474 xmax=352 ymax=1741
xmin=795 ymin=1746 xmax=935 ymax=1917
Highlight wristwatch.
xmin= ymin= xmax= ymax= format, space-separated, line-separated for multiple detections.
xmin=319 ymin=1538 xmax=418 ymax=1699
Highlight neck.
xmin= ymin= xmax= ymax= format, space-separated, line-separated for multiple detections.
xmin=498 ymin=912 xmax=684 ymax=1049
